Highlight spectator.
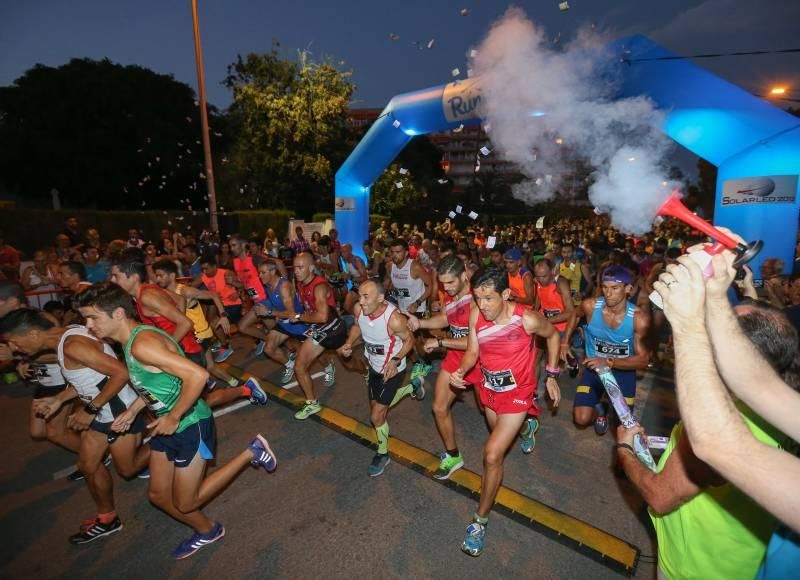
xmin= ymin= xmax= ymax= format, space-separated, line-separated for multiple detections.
xmin=61 ymin=216 xmax=83 ymax=249
xmin=0 ymin=233 xmax=21 ymax=282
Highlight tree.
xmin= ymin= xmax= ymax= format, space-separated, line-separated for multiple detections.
xmin=371 ymin=164 xmax=426 ymax=215
xmin=221 ymin=45 xmax=355 ymax=215
xmin=0 ymin=58 xmax=224 ymax=209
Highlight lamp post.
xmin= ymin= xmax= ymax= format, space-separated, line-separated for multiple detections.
xmin=190 ymin=0 xmax=219 ymax=233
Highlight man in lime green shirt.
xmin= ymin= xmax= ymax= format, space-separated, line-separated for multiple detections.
xmin=75 ymin=281 xmax=279 ymax=560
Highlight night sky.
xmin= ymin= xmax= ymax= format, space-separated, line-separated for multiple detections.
xmin=2 ymin=0 xmax=798 ymax=109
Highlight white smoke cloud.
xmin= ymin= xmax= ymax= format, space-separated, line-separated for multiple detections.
xmin=471 ymin=7 xmax=678 ymax=235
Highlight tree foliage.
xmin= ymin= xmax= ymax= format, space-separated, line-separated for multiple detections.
xmin=221 ymin=44 xmax=355 ymax=214
xmin=0 ymin=58 xmax=224 ymax=209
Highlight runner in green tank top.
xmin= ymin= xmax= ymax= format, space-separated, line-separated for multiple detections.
xmin=76 ymin=282 xmax=279 ymax=560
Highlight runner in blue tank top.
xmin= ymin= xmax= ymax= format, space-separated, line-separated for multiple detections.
xmin=574 ymin=265 xmax=651 ymax=435
xmin=252 ymin=261 xmax=309 ymax=384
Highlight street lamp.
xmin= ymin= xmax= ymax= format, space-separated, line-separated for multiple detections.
xmin=770 ymin=87 xmax=787 ymax=96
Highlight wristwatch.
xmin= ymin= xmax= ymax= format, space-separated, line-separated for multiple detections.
xmin=84 ymin=401 xmax=101 ymax=415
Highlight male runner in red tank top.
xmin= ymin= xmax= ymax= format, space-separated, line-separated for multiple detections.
xmin=407 ymin=255 xmax=482 ymax=480
xmin=450 ymin=267 xmax=562 ymax=557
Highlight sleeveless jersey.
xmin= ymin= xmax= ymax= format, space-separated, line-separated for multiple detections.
xmin=476 ymin=302 xmax=537 ymax=392
xmin=57 ymin=325 xmax=139 ymax=423
xmin=136 ymin=284 xmax=201 ymax=354
xmin=233 ymin=255 xmax=266 ymax=303
xmin=445 ymin=292 xmax=473 ymax=339
xmin=200 ymin=268 xmax=241 ymax=306
xmin=340 ymin=255 xmax=362 ymax=290
xmin=390 ymin=258 xmax=425 ymax=314
xmin=558 ymin=261 xmax=582 ymax=305
xmin=123 ymin=325 xmax=211 ymax=433
xmin=585 ymin=297 xmax=636 ymax=359
xmin=176 ymin=283 xmax=213 ymax=340
xmin=358 ymin=302 xmax=407 ymax=373
xmin=296 ymin=275 xmax=336 ymax=321
xmin=265 ymin=278 xmax=310 ymax=336
xmin=508 ymin=268 xmax=533 ymax=309
xmin=536 ymin=280 xmax=567 ymax=332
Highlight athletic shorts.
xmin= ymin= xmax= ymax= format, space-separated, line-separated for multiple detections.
xmin=574 ymin=368 xmax=636 ymax=409
xmin=479 ymin=383 xmax=537 ymax=416
xmin=368 ymin=366 xmax=408 ymax=406
xmin=187 ymin=350 xmax=205 ymax=367
xmin=224 ymin=304 xmax=243 ymax=324
xmin=274 ymin=324 xmax=308 ymax=341
xmin=92 ymin=411 xmax=147 ymax=444
xmin=441 ymin=351 xmax=482 ymax=386
xmin=306 ymin=317 xmax=347 ymax=350
xmin=32 ymin=383 xmax=68 ymax=399
xmin=149 ymin=416 xmax=216 ymax=468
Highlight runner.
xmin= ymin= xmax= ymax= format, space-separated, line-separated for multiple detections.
xmin=73 ymin=281 xmax=278 ymax=559
xmin=574 ymin=265 xmax=651 ymax=434
xmin=406 ymin=255 xmax=482 ymax=480
xmin=337 ymin=280 xmax=423 ymax=476
xmin=450 ymin=267 xmax=562 ymax=557
xmin=228 ymin=234 xmax=270 ymax=356
xmin=339 ymin=243 xmax=368 ymax=315
xmin=291 ymin=253 xmax=347 ymax=420
xmin=198 ymin=255 xmax=243 ymax=363
xmin=503 ymin=248 xmax=536 ymax=308
xmin=0 ymin=308 xmax=150 ymax=544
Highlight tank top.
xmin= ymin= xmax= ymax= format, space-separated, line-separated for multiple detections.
xmin=200 ymin=268 xmax=242 ymax=306
xmin=558 ymin=261 xmax=582 ymax=305
xmin=390 ymin=258 xmax=425 ymax=314
xmin=265 ymin=278 xmax=310 ymax=335
xmin=536 ymin=280 xmax=567 ymax=332
xmin=585 ymin=298 xmax=636 ymax=359
xmin=358 ymin=302 xmax=407 ymax=373
xmin=445 ymin=292 xmax=473 ymax=338
xmin=57 ymin=326 xmax=139 ymax=423
xmin=135 ymin=284 xmax=201 ymax=354
xmin=476 ymin=302 xmax=536 ymax=392
xmin=508 ymin=268 xmax=533 ymax=309
xmin=651 ymin=406 xmax=781 ymax=579
xmin=340 ymin=255 xmax=362 ymax=290
xmin=233 ymin=256 xmax=266 ymax=303
xmin=123 ymin=325 xmax=211 ymax=433
xmin=296 ymin=275 xmax=337 ymax=322
xmin=176 ymin=283 xmax=213 ymax=340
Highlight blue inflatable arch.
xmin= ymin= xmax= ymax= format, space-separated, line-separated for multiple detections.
xmin=335 ymin=35 xmax=800 ymax=273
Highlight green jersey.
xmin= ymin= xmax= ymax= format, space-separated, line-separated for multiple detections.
xmin=123 ymin=325 xmax=211 ymax=433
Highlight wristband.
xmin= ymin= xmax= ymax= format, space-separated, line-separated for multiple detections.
xmin=220 ymin=311 xmax=229 ymax=317
xmin=613 ymin=443 xmax=634 ymax=454
xmin=391 ymin=356 xmax=401 ymax=362
xmin=545 ymin=365 xmax=561 ymax=378
xmin=84 ymin=401 xmax=101 ymax=415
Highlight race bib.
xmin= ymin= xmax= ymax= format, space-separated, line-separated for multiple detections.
xmin=246 ymin=287 xmax=259 ymax=298
xmin=394 ymin=288 xmax=411 ymax=298
xmin=365 ymin=342 xmax=385 ymax=356
xmin=481 ymin=368 xmax=517 ymax=392
xmin=130 ymin=381 xmax=168 ymax=414
xmin=449 ymin=325 xmax=469 ymax=338
xmin=543 ymin=308 xmax=561 ymax=318
xmin=304 ymin=327 xmax=328 ymax=343
xmin=593 ymin=339 xmax=630 ymax=357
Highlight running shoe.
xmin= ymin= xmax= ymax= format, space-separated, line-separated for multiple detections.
xmin=254 ymin=340 xmax=266 ymax=357
xmin=281 ymin=357 xmax=296 ymax=384
xmin=368 ymin=453 xmax=390 ymax=477
xmin=209 ymin=343 xmax=223 ymax=353
xmin=323 ymin=362 xmax=336 ymax=387
xmin=246 ymin=378 xmax=268 ymax=406
xmin=294 ymin=401 xmax=321 ymax=420
xmin=410 ymin=361 xmax=433 ymax=381
xmin=69 ymin=517 xmax=123 ymax=544
xmin=66 ymin=469 xmax=84 ymax=482
xmin=461 ymin=521 xmax=487 ymax=557
xmin=433 ymin=453 xmax=464 ymax=480
xmin=410 ymin=377 xmax=426 ymax=401
xmin=520 ymin=417 xmax=540 ymax=455
xmin=205 ymin=378 xmax=218 ymax=391
xmin=566 ymin=352 xmax=580 ymax=378
xmin=136 ymin=468 xmax=150 ymax=479
xmin=594 ymin=414 xmax=609 ymax=436
xmin=249 ymin=434 xmax=277 ymax=473
xmin=171 ymin=522 xmax=225 ymax=560
xmin=213 ymin=346 xmax=235 ymax=364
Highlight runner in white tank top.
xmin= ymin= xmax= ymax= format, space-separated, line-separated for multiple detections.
xmin=387 ymin=240 xmax=430 ymax=315
xmin=358 ymin=302 xmax=407 ymax=374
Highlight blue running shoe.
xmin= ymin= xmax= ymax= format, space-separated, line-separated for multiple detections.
xmin=249 ymin=434 xmax=277 ymax=473
xmin=213 ymin=346 xmax=234 ymax=364
xmin=254 ymin=340 xmax=266 ymax=357
xmin=171 ymin=522 xmax=225 ymax=560
xmin=520 ymin=417 xmax=540 ymax=455
xmin=461 ymin=521 xmax=487 ymax=557
xmin=245 ymin=378 xmax=268 ymax=406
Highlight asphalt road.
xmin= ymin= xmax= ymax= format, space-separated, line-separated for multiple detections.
xmin=0 ymin=337 xmax=679 ymax=579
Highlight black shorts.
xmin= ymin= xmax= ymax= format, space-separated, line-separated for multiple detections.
xmin=32 ymin=383 xmax=68 ymax=399
xmin=187 ymin=349 xmax=206 ymax=368
xmin=368 ymin=366 xmax=408 ymax=406
xmin=224 ymin=305 xmax=243 ymax=324
xmin=306 ymin=317 xmax=347 ymax=350
xmin=92 ymin=412 xmax=147 ymax=444
xmin=149 ymin=416 xmax=216 ymax=468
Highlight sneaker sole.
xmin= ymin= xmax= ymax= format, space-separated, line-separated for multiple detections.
xmin=433 ymin=460 xmax=464 ymax=480
xmin=70 ymin=523 xmax=124 ymax=544
xmin=173 ymin=527 xmax=226 ymax=560
xmin=368 ymin=457 xmax=391 ymax=477
xmin=253 ymin=434 xmax=277 ymax=473
xmin=461 ymin=544 xmax=482 ymax=557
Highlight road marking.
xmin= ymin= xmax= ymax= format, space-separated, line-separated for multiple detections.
xmin=224 ymin=363 xmax=641 ymax=575
xmin=51 ymin=371 xmax=325 ymax=480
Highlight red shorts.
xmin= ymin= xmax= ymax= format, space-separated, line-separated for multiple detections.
xmin=441 ymin=350 xmax=483 ymax=386
xmin=479 ymin=384 xmax=540 ymax=416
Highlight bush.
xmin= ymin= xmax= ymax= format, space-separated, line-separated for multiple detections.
xmin=232 ymin=209 xmax=293 ymax=241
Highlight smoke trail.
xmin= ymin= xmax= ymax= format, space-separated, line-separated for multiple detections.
xmin=471 ymin=7 xmax=678 ymax=235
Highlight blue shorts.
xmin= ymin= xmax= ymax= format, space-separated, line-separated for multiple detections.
xmin=574 ymin=368 xmax=637 ymax=409
xmin=149 ymin=416 xmax=216 ymax=468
